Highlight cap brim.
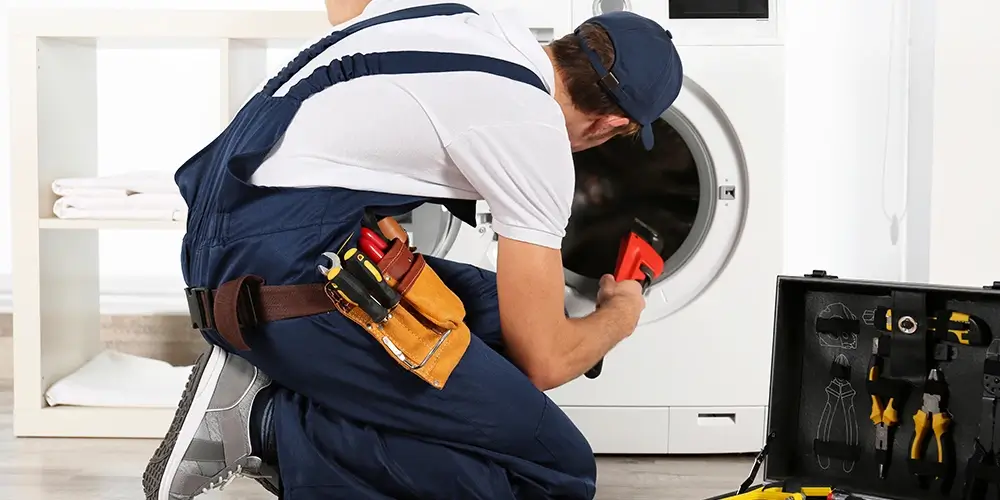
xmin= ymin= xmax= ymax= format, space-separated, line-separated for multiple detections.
xmin=640 ymin=124 xmax=655 ymax=151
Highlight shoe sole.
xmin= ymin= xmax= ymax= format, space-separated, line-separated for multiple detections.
xmin=142 ymin=346 xmax=228 ymax=500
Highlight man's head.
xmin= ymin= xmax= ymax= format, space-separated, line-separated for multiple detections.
xmin=546 ymin=12 xmax=684 ymax=152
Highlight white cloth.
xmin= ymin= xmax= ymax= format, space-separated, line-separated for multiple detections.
xmin=52 ymin=203 xmax=187 ymax=221
xmin=44 ymin=350 xmax=193 ymax=409
xmin=52 ymin=170 xmax=178 ymax=197
xmin=55 ymin=193 xmax=186 ymax=211
xmin=52 ymin=189 xmax=187 ymax=221
xmin=251 ymin=0 xmax=574 ymax=250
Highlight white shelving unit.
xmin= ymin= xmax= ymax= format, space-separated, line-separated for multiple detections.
xmin=8 ymin=2 xmax=574 ymax=439
xmin=7 ymin=9 xmax=331 ymax=439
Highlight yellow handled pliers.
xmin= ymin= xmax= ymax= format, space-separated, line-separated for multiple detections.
xmin=910 ymin=369 xmax=951 ymax=474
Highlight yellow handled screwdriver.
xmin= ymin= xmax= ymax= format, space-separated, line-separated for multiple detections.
xmin=342 ymin=247 xmax=401 ymax=309
xmin=320 ymin=252 xmax=390 ymax=324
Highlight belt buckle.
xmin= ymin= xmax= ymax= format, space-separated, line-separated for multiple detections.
xmin=184 ymin=282 xmax=259 ymax=331
xmin=185 ymin=287 xmax=214 ymax=329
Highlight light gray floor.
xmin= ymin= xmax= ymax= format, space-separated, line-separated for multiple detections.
xmin=0 ymin=384 xmax=755 ymax=499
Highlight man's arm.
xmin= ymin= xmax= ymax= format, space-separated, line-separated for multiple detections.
xmin=445 ymin=122 xmax=643 ymax=390
xmin=496 ymin=236 xmax=644 ymax=390
xmin=324 ymin=0 xmax=372 ymax=25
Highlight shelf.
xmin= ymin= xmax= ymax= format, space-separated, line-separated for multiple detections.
xmin=8 ymin=4 xmax=580 ymax=441
xmin=15 ymin=406 xmax=175 ymax=439
xmin=7 ymin=8 xmax=334 ymax=439
xmin=39 ymin=218 xmax=185 ymax=231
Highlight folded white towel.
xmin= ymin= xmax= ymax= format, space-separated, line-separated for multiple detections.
xmin=52 ymin=203 xmax=187 ymax=222
xmin=52 ymin=170 xmax=179 ymax=197
xmin=45 ymin=350 xmax=194 ymax=409
xmin=54 ymin=193 xmax=187 ymax=212
xmin=51 ymin=187 xmax=133 ymax=199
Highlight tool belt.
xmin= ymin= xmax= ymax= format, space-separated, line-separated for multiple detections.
xmin=184 ymin=223 xmax=471 ymax=390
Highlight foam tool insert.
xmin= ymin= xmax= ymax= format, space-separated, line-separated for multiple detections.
xmin=760 ymin=272 xmax=1000 ymax=500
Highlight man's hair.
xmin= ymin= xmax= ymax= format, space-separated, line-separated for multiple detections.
xmin=548 ymin=23 xmax=641 ymax=136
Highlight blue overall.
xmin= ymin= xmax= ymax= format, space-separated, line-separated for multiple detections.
xmin=174 ymin=3 xmax=596 ymax=499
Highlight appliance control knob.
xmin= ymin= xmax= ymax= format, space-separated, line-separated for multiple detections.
xmin=593 ymin=0 xmax=630 ymax=15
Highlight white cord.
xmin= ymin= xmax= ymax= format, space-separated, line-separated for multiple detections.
xmin=880 ymin=0 xmax=910 ymax=243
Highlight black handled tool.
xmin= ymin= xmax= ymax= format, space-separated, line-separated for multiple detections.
xmin=320 ymin=252 xmax=390 ymax=323
xmin=342 ymin=247 xmax=401 ymax=310
xmin=585 ymin=219 xmax=665 ymax=379
xmin=327 ymin=266 xmax=391 ymax=323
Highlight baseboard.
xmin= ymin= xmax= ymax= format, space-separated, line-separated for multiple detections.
xmin=0 ymin=273 xmax=188 ymax=316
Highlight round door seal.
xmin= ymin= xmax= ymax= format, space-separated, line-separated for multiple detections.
xmin=594 ymin=0 xmax=631 ymax=16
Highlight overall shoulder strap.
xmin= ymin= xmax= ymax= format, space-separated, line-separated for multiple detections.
xmin=284 ymin=50 xmax=549 ymax=102
xmin=262 ymin=3 xmax=478 ymax=95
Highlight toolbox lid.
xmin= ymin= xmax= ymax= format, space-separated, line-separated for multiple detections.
xmin=758 ymin=271 xmax=1000 ymax=500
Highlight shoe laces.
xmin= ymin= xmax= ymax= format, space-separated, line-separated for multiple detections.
xmin=201 ymin=463 xmax=273 ymax=494
xmin=201 ymin=464 xmax=246 ymax=493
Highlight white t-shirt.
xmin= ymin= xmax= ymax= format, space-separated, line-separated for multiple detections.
xmin=251 ymin=0 xmax=574 ymax=249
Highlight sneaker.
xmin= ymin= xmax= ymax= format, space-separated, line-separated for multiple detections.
xmin=142 ymin=345 xmax=281 ymax=499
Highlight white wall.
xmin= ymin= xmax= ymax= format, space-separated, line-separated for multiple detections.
xmin=0 ymin=0 xmax=930 ymax=313
xmin=783 ymin=0 xmax=916 ymax=281
xmin=0 ymin=0 xmax=10 ymax=300
xmin=903 ymin=0 xmax=936 ymax=283
xmin=927 ymin=0 xmax=1000 ymax=287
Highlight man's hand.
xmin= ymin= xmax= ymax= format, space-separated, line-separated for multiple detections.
xmin=596 ymin=274 xmax=645 ymax=314
xmin=496 ymin=236 xmax=645 ymax=391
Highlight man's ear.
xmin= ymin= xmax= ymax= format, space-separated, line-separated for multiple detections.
xmin=591 ymin=115 xmax=630 ymax=136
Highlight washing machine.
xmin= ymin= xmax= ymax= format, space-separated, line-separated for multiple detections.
xmin=399 ymin=0 xmax=786 ymax=455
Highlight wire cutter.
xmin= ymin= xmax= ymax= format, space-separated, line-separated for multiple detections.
xmin=868 ymin=337 xmax=899 ymax=479
xmin=909 ymin=369 xmax=951 ymax=479
xmin=963 ymin=339 xmax=1000 ymax=499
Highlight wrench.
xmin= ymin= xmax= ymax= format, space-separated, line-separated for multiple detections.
xmin=317 ymin=252 xmax=341 ymax=279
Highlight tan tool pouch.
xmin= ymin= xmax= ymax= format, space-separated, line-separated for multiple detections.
xmin=327 ymin=239 xmax=470 ymax=389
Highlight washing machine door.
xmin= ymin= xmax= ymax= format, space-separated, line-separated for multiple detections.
xmin=562 ymin=76 xmax=749 ymax=324
xmin=393 ymin=204 xmax=466 ymax=259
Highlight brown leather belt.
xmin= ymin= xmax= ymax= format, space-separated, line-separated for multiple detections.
xmin=185 ymin=237 xmax=417 ymax=351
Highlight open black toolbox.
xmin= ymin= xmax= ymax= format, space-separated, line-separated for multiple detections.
xmin=706 ymin=271 xmax=1000 ymax=500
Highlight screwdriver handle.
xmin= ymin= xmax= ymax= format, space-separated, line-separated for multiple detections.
xmin=328 ymin=267 xmax=390 ymax=323
xmin=343 ymin=248 xmax=401 ymax=309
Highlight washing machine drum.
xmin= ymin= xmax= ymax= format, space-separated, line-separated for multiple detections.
xmin=563 ymin=119 xmax=700 ymax=283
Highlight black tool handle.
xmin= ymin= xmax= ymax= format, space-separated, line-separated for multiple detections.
xmin=329 ymin=268 xmax=390 ymax=323
xmin=585 ymin=266 xmax=656 ymax=380
xmin=584 ymin=360 xmax=604 ymax=379
xmin=342 ymin=249 xmax=401 ymax=309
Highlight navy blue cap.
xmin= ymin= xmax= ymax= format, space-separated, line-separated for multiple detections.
xmin=577 ymin=11 xmax=683 ymax=150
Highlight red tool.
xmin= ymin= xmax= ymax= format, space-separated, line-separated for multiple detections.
xmin=612 ymin=218 xmax=666 ymax=288
xmin=359 ymin=227 xmax=389 ymax=262
xmin=585 ymin=218 xmax=665 ymax=380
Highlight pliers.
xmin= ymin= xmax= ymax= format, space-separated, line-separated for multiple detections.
xmin=868 ymin=337 xmax=899 ymax=478
xmin=964 ymin=339 xmax=1000 ymax=499
xmin=910 ymin=369 xmax=951 ymax=479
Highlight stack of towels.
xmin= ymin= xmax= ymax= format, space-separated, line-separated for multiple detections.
xmin=51 ymin=170 xmax=188 ymax=221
